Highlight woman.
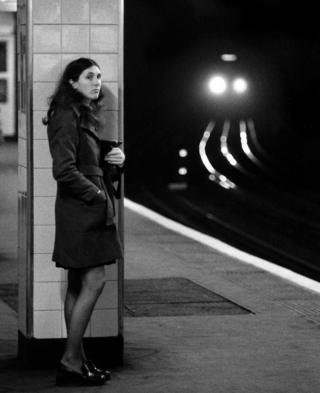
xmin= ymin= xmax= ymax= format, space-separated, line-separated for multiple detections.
xmin=44 ymin=58 xmax=125 ymax=386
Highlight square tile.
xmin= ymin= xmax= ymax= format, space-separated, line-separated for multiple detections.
xmin=34 ymin=196 xmax=55 ymax=225
xmin=90 ymin=0 xmax=119 ymax=24
xmin=61 ymin=269 xmax=68 ymax=282
xmin=90 ymin=25 xmax=118 ymax=53
xmin=33 ymin=82 xmax=55 ymax=111
xmin=34 ymin=168 xmax=56 ymax=197
xmin=62 ymin=0 xmax=89 ymax=24
xmin=91 ymin=54 xmax=118 ymax=81
xmin=61 ymin=54 xmax=89 ymax=71
xmin=33 ymin=111 xmax=49 ymax=140
xmin=33 ymin=138 xmax=52 ymax=168
xmin=33 ymin=54 xmax=62 ymax=82
xmin=34 ymin=225 xmax=55 ymax=253
xmin=91 ymin=309 xmax=118 ymax=337
xmin=33 ymin=25 xmax=61 ymax=53
xmin=62 ymin=25 xmax=90 ymax=53
xmin=34 ymin=310 xmax=62 ymax=338
xmin=33 ymin=139 xmax=52 ymax=168
xmin=33 ymin=0 xmax=61 ymax=24
xmin=33 ymin=282 xmax=63 ymax=310
xmin=34 ymin=253 xmax=62 ymax=282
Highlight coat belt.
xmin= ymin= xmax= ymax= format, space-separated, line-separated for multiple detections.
xmin=78 ymin=165 xmax=103 ymax=176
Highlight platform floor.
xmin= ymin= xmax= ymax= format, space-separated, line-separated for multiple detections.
xmin=1 ymin=141 xmax=320 ymax=392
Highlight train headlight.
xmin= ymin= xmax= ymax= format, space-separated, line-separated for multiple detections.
xmin=221 ymin=53 xmax=237 ymax=62
xmin=208 ymin=75 xmax=227 ymax=95
xmin=232 ymin=78 xmax=248 ymax=94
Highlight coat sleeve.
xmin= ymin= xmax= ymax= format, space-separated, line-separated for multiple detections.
xmin=47 ymin=110 xmax=101 ymax=203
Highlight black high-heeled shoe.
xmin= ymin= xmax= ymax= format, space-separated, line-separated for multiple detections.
xmin=56 ymin=362 xmax=106 ymax=386
xmin=84 ymin=358 xmax=111 ymax=380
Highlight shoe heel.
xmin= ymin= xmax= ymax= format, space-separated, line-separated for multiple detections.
xmin=55 ymin=364 xmax=83 ymax=386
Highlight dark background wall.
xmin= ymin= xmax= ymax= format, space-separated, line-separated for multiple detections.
xmin=124 ymin=0 xmax=320 ymax=194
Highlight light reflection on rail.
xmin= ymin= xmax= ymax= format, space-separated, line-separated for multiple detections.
xmin=199 ymin=120 xmax=236 ymax=189
xmin=199 ymin=118 xmax=275 ymax=190
xmin=220 ymin=120 xmax=238 ymax=167
xmin=247 ymin=119 xmax=273 ymax=164
xmin=239 ymin=120 xmax=272 ymax=174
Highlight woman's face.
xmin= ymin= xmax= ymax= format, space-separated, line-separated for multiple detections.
xmin=72 ymin=65 xmax=102 ymax=102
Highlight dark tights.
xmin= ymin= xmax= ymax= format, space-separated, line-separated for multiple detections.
xmin=61 ymin=266 xmax=106 ymax=372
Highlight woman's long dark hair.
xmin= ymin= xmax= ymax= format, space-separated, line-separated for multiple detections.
xmin=42 ymin=57 xmax=103 ymax=125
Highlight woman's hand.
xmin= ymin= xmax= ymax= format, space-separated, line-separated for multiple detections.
xmin=104 ymin=147 xmax=125 ymax=166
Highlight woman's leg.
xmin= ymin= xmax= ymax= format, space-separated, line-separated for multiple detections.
xmin=64 ymin=269 xmax=81 ymax=332
xmin=61 ymin=265 xmax=106 ymax=372
xmin=64 ymin=269 xmax=87 ymax=362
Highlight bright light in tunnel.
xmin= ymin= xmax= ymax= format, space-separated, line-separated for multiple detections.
xmin=221 ymin=54 xmax=237 ymax=62
xmin=232 ymin=78 xmax=248 ymax=94
xmin=209 ymin=75 xmax=227 ymax=95
xmin=178 ymin=167 xmax=188 ymax=175
xmin=179 ymin=149 xmax=188 ymax=157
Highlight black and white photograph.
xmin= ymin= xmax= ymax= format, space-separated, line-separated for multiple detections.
xmin=1 ymin=0 xmax=320 ymax=392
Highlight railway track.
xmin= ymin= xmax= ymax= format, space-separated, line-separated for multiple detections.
xmin=130 ymin=119 xmax=320 ymax=281
xmin=134 ymin=183 xmax=320 ymax=282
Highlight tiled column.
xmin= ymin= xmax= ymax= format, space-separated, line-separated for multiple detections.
xmin=17 ymin=0 xmax=124 ymax=366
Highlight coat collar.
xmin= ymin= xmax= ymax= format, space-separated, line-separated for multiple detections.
xmin=70 ymin=100 xmax=103 ymax=117
xmin=70 ymin=101 xmax=95 ymax=117
xmin=71 ymin=102 xmax=100 ymax=140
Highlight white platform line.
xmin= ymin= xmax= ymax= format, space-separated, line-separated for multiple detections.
xmin=124 ymin=198 xmax=320 ymax=294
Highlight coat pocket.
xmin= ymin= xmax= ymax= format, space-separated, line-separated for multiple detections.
xmin=56 ymin=196 xmax=108 ymax=232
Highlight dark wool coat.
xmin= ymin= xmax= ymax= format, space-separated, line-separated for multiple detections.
xmin=47 ymin=102 xmax=123 ymax=269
